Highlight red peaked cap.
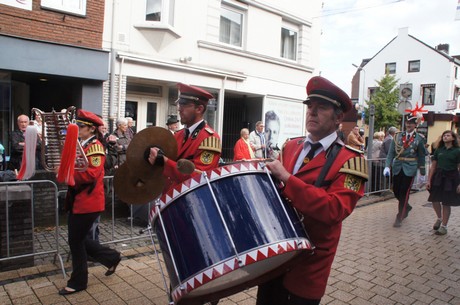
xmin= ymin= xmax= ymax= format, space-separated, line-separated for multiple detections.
xmin=177 ymin=83 xmax=214 ymax=106
xmin=304 ymin=76 xmax=352 ymax=113
xmin=76 ymin=109 xmax=104 ymax=127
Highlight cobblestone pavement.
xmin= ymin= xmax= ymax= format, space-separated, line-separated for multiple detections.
xmin=1 ymin=190 xmax=460 ymax=304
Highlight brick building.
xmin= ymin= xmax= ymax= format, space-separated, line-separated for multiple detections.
xmin=0 ymin=0 xmax=109 ymax=156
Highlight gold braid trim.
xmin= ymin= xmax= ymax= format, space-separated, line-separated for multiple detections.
xmin=393 ymin=131 xmax=405 ymax=159
xmin=339 ymin=157 xmax=369 ymax=180
xmin=86 ymin=143 xmax=105 ymax=157
xmin=198 ymin=136 xmax=222 ymax=153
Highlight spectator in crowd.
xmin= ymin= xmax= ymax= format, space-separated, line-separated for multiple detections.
xmin=265 ymin=110 xmax=281 ymax=159
xmin=379 ymin=126 xmax=397 ymax=159
xmin=384 ymin=113 xmax=426 ymax=227
xmin=259 ymin=76 xmax=367 ymax=305
xmin=97 ymin=120 xmax=118 ymax=175
xmin=59 ymin=109 xmax=121 ymax=296
xmin=112 ymin=118 xmax=132 ymax=167
xmin=249 ymin=121 xmax=266 ymax=159
xmin=426 ymin=130 xmax=460 ymax=235
xmin=336 ymin=123 xmax=345 ymax=142
xmin=166 ymin=115 xmax=180 ymax=134
xmin=126 ymin=117 xmax=136 ymax=137
xmin=370 ymin=131 xmax=385 ymax=159
xmin=347 ymin=125 xmax=365 ymax=150
xmin=233 ymin=128 xmax=255 ymax=161
xmin=8 ymin=114 xmax=42 ymax=171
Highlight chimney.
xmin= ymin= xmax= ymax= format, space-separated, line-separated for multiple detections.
xmin=398 ymin=27 xmax=409 ymax=37
xmin=436 ymin=44 xmax=449 ymax=54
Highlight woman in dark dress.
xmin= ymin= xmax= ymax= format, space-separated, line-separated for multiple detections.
xmin=427 ymin=130 xmax=460 ymax=235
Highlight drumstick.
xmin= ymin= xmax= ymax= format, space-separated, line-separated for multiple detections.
xmin=176 ymin=159 xmax=202 ymax=175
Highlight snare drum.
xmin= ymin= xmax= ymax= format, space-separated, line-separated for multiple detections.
xmin=150 ymin=161 xmax=313 ymax=304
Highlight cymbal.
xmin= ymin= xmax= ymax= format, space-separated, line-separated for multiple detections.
xmin=126 ymin=126 xmax=177 ymax=180
xmin=114 ymin=163 xmax=165 ymax=205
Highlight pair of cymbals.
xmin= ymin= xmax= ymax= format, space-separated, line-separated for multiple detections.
xmin=114 ymin=127 xmax=177 ymax=204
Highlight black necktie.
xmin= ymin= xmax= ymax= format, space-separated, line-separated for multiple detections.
xmin=183 ymin=129 xmax=190 ymax=143
xmin=302 ymin=142 xmax=322 ymax=166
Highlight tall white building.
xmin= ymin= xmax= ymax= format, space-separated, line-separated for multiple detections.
xmin=103 ymin=0 xmax=322 ymax=160
xmin=351 ymin=27 xmax=460 ymax=145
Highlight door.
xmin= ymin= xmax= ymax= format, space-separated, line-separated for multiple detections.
xmin=125 ymin=96 xmax=161 ymax=132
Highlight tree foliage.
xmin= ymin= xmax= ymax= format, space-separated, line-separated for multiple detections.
xmin=363 ymin=73 xmax=401 ymax=132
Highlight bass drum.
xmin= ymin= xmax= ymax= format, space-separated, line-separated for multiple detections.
xmin=150 ymin=161 xmax=314 ymax=304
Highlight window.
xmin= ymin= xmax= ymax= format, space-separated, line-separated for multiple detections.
xmin=41 ymin=0 xmax=86 ymax=16
xmin=280 ymin=26 xmax=298 ymax=60
xmin=219 ymin=6 xmax=243 ymax=47
xmin=146 ymin=0 xmax=175 ymax=25
xmin=421 ymin=84 xmax=436 ymax=105
xmin=408 ymin=60 xmax=420 ymax=73
xmin=385 ymin=62 xmax=396 ymax=74
xmin=368 ymin=87 xmax=378 ymax=100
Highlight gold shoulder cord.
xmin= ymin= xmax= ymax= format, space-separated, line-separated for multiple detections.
xmin=393 ymin=132 xmax=405 ymax=159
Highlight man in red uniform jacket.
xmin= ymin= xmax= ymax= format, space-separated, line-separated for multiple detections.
xmin=258 ymin=76 xmax=368 ymax=305
xmin=148 ymin=83 xmax=221 ymax=187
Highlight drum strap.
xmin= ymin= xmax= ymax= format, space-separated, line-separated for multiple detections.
xmin=314 ymin=142 xmax=342 ymax=187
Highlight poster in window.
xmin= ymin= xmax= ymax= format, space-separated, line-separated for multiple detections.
xmin=263 ymin=97 xmax=305 ymax=159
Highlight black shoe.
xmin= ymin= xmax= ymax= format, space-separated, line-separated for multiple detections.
xmin=393 ymin=217 xmax=402 ymax=228
xmin=59 ymin=287 xmax=82 ymax=295
xmin=105 ymin=257 xmax=121 ymax=276
xmin=403 ymin=205 xmax=412 ymax=219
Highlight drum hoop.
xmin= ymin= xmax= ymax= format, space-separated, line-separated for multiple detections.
xmin=150 ymin=161 xmax=267 ymax=223
xmin=170 ymin=237 xmax=314 ymax=303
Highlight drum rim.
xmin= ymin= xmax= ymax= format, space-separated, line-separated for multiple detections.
xmin=170 ymin=237 xmax=314 ymax=303
xmin=149 ymin=161 xmax=268 ymax=223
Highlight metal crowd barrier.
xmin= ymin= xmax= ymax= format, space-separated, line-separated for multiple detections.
xmin=0 ymin=176 xmax=155 ymax=278
xmin=363 ymin=156 xmax=431 ymax=196
xmin=0 ymin=180 xmax=66 ymax=277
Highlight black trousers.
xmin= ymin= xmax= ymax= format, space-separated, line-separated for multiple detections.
xmin=256 ymin=276 xmax=320 ymax=305
xmin=392 ymin=171 xmax=414 ymax=219
xmin=67 ymin=212 xmax=120 ymax=290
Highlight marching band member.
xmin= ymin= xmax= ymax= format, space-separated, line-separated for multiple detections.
xmin=59 ymin=110 xmax=121 ymax=295
xmin=260 ymin=76 xmax=368 ymax=305
xmin=148 ymin=83 xmax=221 ymax=187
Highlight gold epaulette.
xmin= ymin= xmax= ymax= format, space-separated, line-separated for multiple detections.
xmin=339 ymin=157 xmax=368 ymax=180
xmin=86 ymin=143 xmax=105 ymax=157
xmin=199 ymin=136 xmax=221 ymax=153
xmin=344 ymin=145 xmax=364 ymax=154
xmin=204 ymin=127 xmax=214 ymax=135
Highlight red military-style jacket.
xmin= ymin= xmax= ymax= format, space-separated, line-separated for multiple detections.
xmin=164 ymin=121 xmax=221 ymax=187
xmin=69 ymin=137 xmax=106 ymax=214
xmin=280 ymin=137 xmax=368 ymax=300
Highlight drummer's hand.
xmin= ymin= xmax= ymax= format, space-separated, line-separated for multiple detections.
xmin=148 ymin=147 xmax=159 ymax=165
xmin=265 ymin=160 xmax=291 ymax=183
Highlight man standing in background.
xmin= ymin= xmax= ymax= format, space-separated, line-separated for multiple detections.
xmin=249 ymin=121 xmax=266 ymax=159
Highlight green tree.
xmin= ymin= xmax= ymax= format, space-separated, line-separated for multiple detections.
xmin=363 ymin=73 xmax=400 ymax=131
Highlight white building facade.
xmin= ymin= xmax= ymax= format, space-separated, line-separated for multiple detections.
xmin=102 ymin=0 xmax=322 ymax=160
xmin=352 ymin=27 xmax=460 ymax=145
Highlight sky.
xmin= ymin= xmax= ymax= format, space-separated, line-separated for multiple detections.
xmin=318 ymin=0 xmax=460 ymax=95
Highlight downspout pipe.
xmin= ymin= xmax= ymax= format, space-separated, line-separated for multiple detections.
xmin=108 ymin=0 xmax=117 ymax=133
